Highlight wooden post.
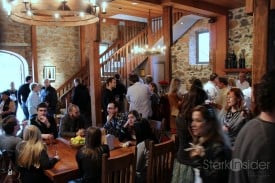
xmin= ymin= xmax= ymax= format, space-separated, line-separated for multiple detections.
xmin=85 ymin=23 xmax=102 ymax=127
xmin=245 ymin=0 xmax=254 ymax=14
xmin=271 ymin=0 xmax=275 ymax=9
xmin=162 ymin=6 xmax=172 ymax=82
xmin=147 ymin=11 xmax=153 ymax=77
xmin=80 ymin=26 xmax=86 ymax=67
xmin=89 ymin=41 xmax=102 ymax=127
xmin=210 ymin=15 xmax=228 ymax=76
xmin=252 ymin=0 xmax=269 ymax=84
xmin=31 ymin=26 xmax=38 ymax=81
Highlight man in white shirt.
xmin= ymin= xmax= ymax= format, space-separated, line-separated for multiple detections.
xmin=236 ymin=72 xmax=249 ymax=90
xmin=126 ymin=74 xmax=152 ymax=118
xmin=242 ymin=77 xmax=252 ymax=110
xmin=203 ymin=73 xmax=219 ymax=102
xmin=27 ymin=82 xmax=41 ymax=118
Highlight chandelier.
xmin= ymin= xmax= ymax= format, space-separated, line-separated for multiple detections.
xmin=9 ymin=0 xmax=110 ymax=27
xmin=130 ymin=9 xmax=166 ymax=56
xmin=131 ymin=44 xmax=166 ymax=56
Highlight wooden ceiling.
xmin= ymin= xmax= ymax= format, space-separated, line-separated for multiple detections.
xmin=6 ymin=0 xmax=245 ymax=25
xmin=103 ymin=0 xmax=245 ymax=19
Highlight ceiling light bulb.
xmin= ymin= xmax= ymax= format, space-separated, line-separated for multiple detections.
xmin=79 ymin=12 xmax=85 ymax=17
xmin=54 ymin=13 xmax=60 ymax=19
xmin=27 ymin=10 xmax=32 ymax=16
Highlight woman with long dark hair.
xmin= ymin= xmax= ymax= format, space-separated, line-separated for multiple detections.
xmin=220 ymin=87 xmax=251 ymax=147
xmin=76 ymin=127 xmax=109 ymax=183
xmin=135 ymin=119 xmax=158 ymax=183
xmin=171 ymin=81 xmax=208 ymax=183
xmin=188 ymin=105 xmax=231 ymax=183
xmin=118 ymin=110 xmax=141 ymax=142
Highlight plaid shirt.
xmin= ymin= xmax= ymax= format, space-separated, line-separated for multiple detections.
xmin=103 ymin=115 xmax=126 ymax=137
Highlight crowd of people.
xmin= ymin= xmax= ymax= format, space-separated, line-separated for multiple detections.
xmin=0 ymin=69 xmax=275 ymax=183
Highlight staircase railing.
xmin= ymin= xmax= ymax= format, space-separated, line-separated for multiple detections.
xmin=100 ymin=27 xmax=149 ymax=81
xmin=100 ymin=39 xmax=122 ymax=64
xmin=56 ymin=66 xmax=89 ymax=107
xmin=150 ymin=17 xmax=163 ymax=45
xmin=173 ymin=11 xmax=187 ymax=24
xmin=56 ymin=12 xmax=186 ymax=105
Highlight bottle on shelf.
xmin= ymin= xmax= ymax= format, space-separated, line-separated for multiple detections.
xmin=224 ymin=53 xmax=230 ymax=69
xmin=238 ymin=49 xmax=246 ymax=69
xmin=231 ymin=50 xmax=237 ymax=68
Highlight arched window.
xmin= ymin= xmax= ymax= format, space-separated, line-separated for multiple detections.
xmin=0 ymin=50 xmax=29 ymax=92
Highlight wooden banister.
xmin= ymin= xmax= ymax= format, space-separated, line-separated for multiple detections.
xmin=56 ymin=66 xmax=89 ymax=100
xmin=57 ymin=12 xmax=186 ymax=108
xmin=100 ymin=28 xmax=149 ymax=82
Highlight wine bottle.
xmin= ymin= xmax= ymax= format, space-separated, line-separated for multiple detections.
xmin=231 ymin=51 xmax=237 ymax=68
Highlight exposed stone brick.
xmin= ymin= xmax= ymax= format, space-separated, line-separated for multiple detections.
xmin=171 ymin=19 xmax=212 ymax=90
xmin=229 ymin=7 xmax=253 ymax=70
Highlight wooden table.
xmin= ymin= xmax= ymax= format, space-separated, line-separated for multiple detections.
xmin=45 ymin=138 xmax=135 ymax=183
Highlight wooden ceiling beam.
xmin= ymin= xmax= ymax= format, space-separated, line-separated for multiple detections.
xmin=106 ymin=3 xmax=162 ymax=18
xmin=105 ymin=8 xmax=160 ymax=18
xmin=161 ymin=0 xmax=229 ymax=16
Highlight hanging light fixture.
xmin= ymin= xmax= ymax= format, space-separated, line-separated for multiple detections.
xmin=131 ymin=45 xmax=166 ymax=56
xmin=131 ymin=9 xmax=166 ymax=56
xmin=9 ymin=0 xmax=110 ymax=27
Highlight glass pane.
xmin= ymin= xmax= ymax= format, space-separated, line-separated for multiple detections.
xmin=198 ymin=32 xmax=209 ymax=63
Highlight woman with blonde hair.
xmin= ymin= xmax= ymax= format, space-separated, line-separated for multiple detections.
xmin=167 ymin=78 xmax=183 ymax=134
xmin=16 ymin=125 xmax=59 ymax=183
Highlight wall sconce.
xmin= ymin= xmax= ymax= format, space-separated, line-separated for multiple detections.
xmin=140 ymin=69 xmax=145 ymax=77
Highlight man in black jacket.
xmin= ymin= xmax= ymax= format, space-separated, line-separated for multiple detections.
xmin=71 ymin=78 xmax=91 ymax=123
xmin=40 ymin=79 xmax=58 ymax=117
xmin=17 ymin=75 xmax=32 ymax=120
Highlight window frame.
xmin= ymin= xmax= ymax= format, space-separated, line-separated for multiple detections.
xmin=196 ymin=31 xmax=210 ymax=64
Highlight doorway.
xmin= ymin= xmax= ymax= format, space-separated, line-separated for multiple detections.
xmin=0 ymin=50 xmax=29 ymax=121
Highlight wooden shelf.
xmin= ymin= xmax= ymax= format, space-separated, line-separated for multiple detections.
xmin=223 ymin=68 xmax=252 ymax=73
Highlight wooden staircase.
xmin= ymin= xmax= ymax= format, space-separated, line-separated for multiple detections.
xmin=56 ymin=66 xmax=89 ymax=108
xmin=99 ymin=11 xmax=186 ymax=82
xmin=56 ymin=11 xmax=187 ymax=108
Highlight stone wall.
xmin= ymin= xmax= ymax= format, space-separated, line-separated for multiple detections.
xmin=229 ymin=7 xmax=253 ymax=69
xmin=36 ymin=26 xmax=80 ymax=88
xmin=0 ymin=10 xmax=32 ymax=72
xmin=171 ymin=19 xmax=212 ymax=90
xmin=170 ymin=8 xmax=253 ymax=89
xmin=101 ymin=23 xmax=118 ymax=43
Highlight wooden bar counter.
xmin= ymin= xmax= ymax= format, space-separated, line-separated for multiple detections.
xmin=45 ymin=138 xmax=134 ymax=183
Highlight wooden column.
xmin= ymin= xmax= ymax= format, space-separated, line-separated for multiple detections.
xmin=210 ymin=15 xmax=228 ymax=76
xmin=162 ymin=6 xmax=173 ymax=82
xmin=271 ymin=0 xmax=275 ymax=9
xmin=252 ymin=0 xmax=269 ymax=84
xmin=147 ymin=15 xmax=153 ymax=76
xmin=85 ymin=23 xmax=102 ymax=127
xmin=80 ymin=26 xmax=86 ymax=67
xmin=31 ymin=26 xmax=38 ymax=81
xmin=245 ymin=0 xmax=254 ymax=14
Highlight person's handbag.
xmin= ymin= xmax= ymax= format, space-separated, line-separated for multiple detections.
xmin=0 ymin=150 xmax=21 ymax=183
